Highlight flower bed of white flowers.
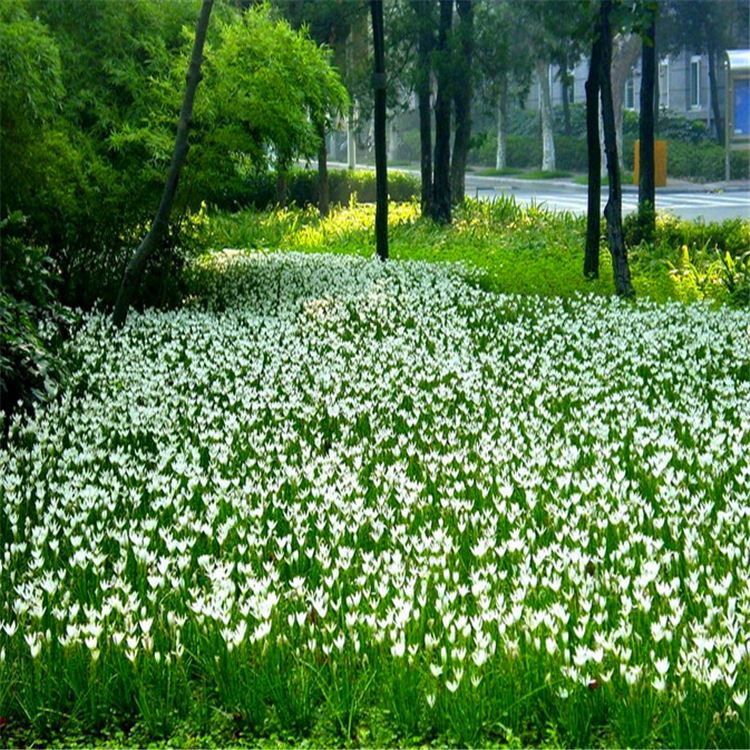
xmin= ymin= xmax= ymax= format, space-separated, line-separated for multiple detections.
xmin=1 ymin=252 xmax=749 ymax=746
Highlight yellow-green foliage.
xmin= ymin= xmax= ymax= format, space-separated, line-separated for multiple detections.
xmin=196 ymin=199 xmax=749 ymax=305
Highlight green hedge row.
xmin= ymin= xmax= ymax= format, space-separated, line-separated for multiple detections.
xmin=470 ymin=133 xmax=749 ymax=182
xmin=470 ymin=134 xmax=590 ymax=172
xmin=210 ymin=168 xmax=420 ymax=211
xmin=621 ymin=139 xmax=749 ymax=182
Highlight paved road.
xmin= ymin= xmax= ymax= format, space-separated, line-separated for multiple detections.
xmin=464 ymin=176 xmax=749 ymax=222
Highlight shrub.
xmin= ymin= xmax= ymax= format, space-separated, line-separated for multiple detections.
xmin=470 ymin=133 xmax=589 ymax=172
xmin=207 ymin=168 xmax=420 ymax=212
xmin=0 ymin=215 xmax=75 ymax=427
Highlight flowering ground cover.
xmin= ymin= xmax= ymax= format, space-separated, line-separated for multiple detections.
xmin=1 ymin=252 xmax=749 ymax=747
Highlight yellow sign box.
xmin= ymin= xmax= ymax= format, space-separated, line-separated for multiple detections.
xmin=633 ymin=139 xmax=668 ymax=187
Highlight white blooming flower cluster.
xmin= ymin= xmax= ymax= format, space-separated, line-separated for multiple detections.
xmin=1 ymin=251 xmax=749 ymax=742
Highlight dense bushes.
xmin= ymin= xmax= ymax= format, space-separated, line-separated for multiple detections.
xmin=0 ymin=216 xmax=74 ymax=427
xmin=470 ymin=133 xmax=588 ymax=171
xmin=1 ymin=0 xmax=348 ymax=313
xmin=467 ymin=105 xmax=747 ymax=181
xmin=210 ymin=168 xmax=420 ymax=211
xmin=625 ymin=212 xmax=750 ymax=306
xmin=469 ymin=130 xmax=749 ymax=181
xmin=622 ymin=138 xmax=750 ymax=182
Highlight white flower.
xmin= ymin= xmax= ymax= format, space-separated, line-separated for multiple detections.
xmin=654 ymin=657 xmax=670 ymax=677
xmin=445 ymin=679 xmax=460 ymax=694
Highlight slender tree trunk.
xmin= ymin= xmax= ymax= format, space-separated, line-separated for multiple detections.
xmin=431 ymin=0 xmax=452 ymax=223
xmin=611 ymin=34 xmax=641 ymax=171
xmin=584 ymin=30 xmax=602 ymax=279
xmin=707 ymin=44 xmax=724 ymax=145
xmin=537 ymin=59 xmax=556 ymax=171
xmin=412 ymin=0 xmax=433 ymax=216
xmin=347 ymin=106 xmax=357 ymax=169
xmin=654 ymin=59 xmax=660 ymax=135
xmin=495 ymin=73 xmax=508 ymax=170
xmin=638 ymin=7 xmax=656 ymax=243
xmin=113 ymin=0 xmax=213 ymax=327
xmin=600 ymin=0 xmax=633 ymax=298
xmin=370 ymin=0 xmax=388 ymax=260
xmin=450 ymin=0 xmax=473 ymax=204
xmin=276 ymin=163 xmax=288 ymax=207
xmin=387 ymin=118 xmax=400 ymax=162
xmin=561 ymin=62 xmax=572 ymax=136
xmin=317 ymin=121 xmax=329 ymax=217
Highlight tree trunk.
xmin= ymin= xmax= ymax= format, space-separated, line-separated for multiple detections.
xmin=412 ymin=0 xmax=433 ymax=216
xmin=431 ymin=0 xmax=452 ymax=223
xmin=654 ymin=59 xmax=660 ymax=135
xmin=387 ymin=118 xmax=400 ymax=162
xmin=113 ymin=0 xmax=213 ymax=327
xmin=707 ymin=43 xmax=724 ymax=145
xmin=584 ymin=29 xmax=602 ymax=279
xmin=638 ymin=7 xmax=656 ymax=243
xmin=276 ymin=165 xmax=288 ymax=207
xmin=450 ymin=0 xmax=473 ymax=204
xmin=370 ymin=0 xmax=388 ymax=261
xmin=317 ymin=121 xmax=330 ymax=217
xmin=599 ymin=0 xmax=633 ymax=298
xmin=561 ymin=62 xmax=572 ymax=136
xmin=495 ymin=72 xmax=508 ymax=170
xmin=537 ymin=59 xmax=556 ymax=171
xmin=611 ymin=33 xmax=641 ymax=171
xmin=347 ymin=105 xmax=357 ymax=169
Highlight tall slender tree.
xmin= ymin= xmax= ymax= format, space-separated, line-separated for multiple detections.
xmin=599 ymin=0 xmax=634 ymax=297
xmin=411 ymin=0 xmax=434 ymax=216
xmin=370 ymin=0 xmax=388 ymax=260
xmin=113 ymin=0 xmax=213 ymax=327
xmin=584 ymin=12 xmax=603 ymax=279
xmin=431 ymin=0 xmax=453 ymax=223
xmin=638 ymin=2 xmax=657 ymax=243
xmin=450 ymin=0 xmax=474 ymax=203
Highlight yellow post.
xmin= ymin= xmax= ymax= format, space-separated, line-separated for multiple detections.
xmin=633 ymin=139 xmax=668 ymax=187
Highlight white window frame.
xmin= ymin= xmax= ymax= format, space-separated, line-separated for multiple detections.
xmin=690 ymin=55 xmax=702 ymax=109
xmin=658 ymin=58 xmax=669 ymax=109
xmin=625 ymin=76 xmax=636 ymax=110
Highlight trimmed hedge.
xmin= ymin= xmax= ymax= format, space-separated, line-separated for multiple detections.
xmin=622 ymin=138 xmax=749 ymax=182
xmin=208 ymin=168 xmax=420 ymax=211
xmin=471 ymin=131 xmax=749 ymax=182
xmin=470 ymin=134 xmax=588 ymax=171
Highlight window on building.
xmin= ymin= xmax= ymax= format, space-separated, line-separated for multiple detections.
xmin=625 ymin=76 xmax=635 ymax=110
xmin=690 ymin=55 xmax=701 ymax=108
xmin=658 ymin=59 xmax=669 ymax=109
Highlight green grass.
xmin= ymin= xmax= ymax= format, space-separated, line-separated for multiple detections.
xmin=572 ymin=172 xmax=634 ymax=187
xmin=197 ymin=198 xmax=748 ymax=306
xmin=476 ymin=167 xmax=524 ymax=177
xmin=475 ymin=168 xmax=572 ymax=180
xmin=514 ymin=169 xmax=572 ymax=180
